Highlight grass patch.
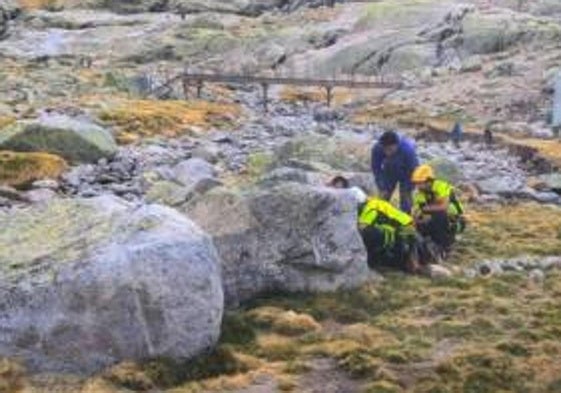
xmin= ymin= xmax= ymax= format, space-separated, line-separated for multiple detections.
xmin=0 ymin=150 xmax=67 ymax=187
xmin=256 ymin=334 xmax=300 ymax=361
xmin=452 ymin=203 xmax=561 ymax=265
xmin=247 ymin=307 xmax=321 ymax=336
xmin=98 ymin=99 xmax=241 ymax=140
xmin=279 ymin=86 xmax=352 ymax=106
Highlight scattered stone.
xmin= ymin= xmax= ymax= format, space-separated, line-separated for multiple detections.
xmin=31 ymin=179 xmax=59 ymax=190
xmin=0 ymin=196 xmax=223 ymax=373
xmin=192 ymin=143 xmax=221 ymax=164
xmin=313 ymin=108 xmax=344 ymax=123
xmin=529 ymin=268 xmax=545 ymax=283
xmin=24 ymin=188 xmax=57 ymax=203
xmin=172 ymin=158 xmax=217 ymax=188
xmin=533 ymin=173 xmax=561 ymax=194
xmin=476 ymin=176 xmax=525 ymax=197
xmin=428 ymin=264 xmax=453 ymax=278
xmin=460 ymin=56 xmax=482 ymax=73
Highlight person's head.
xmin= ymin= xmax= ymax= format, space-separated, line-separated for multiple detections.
xmin=411 ymin=164 xmax=435 ymax=191
xmin=379 ymin=131 xmax=400 ymax=157
xmin=329 ymin=176 xmax=350 ymax=189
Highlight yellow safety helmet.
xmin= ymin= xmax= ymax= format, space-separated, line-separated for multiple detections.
xmin=411 ymin=164 xmax=435 ymax=183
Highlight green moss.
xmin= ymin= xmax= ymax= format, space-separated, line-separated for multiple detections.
xmin=357 ymin=0 xmax=437 ymax=29
xmin=144 ymin=346 xmax=249 ymax=388
xmin=337 ymin=349 xmax=381 ymax=378
xmin=220 ymin=312 xmax=257 ymax=347
xmin=363 ymin=380 xmax=404 ymax=393
xmin=496 ymin=341 xmax=531 ymax=357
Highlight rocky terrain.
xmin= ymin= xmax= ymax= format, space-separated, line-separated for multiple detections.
xmin=2 ymin=0 xmax=561 ymax=392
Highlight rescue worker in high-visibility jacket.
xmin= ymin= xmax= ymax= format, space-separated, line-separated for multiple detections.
xmin=411 ymin=165 xmax=465 ymax=258
xmin=328 ymin=176 xmax=422 ymax=273
xmin=357 ymin=195 xmax=421 ymax=273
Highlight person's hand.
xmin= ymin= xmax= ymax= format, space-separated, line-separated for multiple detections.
xmin=380 ymin=190 xmax=391 ymax=200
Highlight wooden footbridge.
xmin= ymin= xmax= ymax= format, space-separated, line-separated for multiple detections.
xmin=149 ymin=71 xmax=405 ymax=111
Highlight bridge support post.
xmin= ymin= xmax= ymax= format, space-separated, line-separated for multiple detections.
xmin=326 ymin=86 xmax=333 ymax=107
xmin=182 ymin=77 xmax=190 ymax=100
xmin=262 ymin=83 xmax=269 ymax=113
xmin=196 ymin=80 xmax=203 ymax=99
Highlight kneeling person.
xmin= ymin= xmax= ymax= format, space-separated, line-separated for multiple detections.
xmin=357 ymin=195 xmax=421 ymax=273
xmin=411 ymin=165 xmax=465 ymax=258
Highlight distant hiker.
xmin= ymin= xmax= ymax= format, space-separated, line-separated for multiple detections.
xmin=484 ymin=126 xmax=494 ymax=146
xmin=371 ymin=131 xmax=419 ymax=213
xmin=451 ymin=121 xmax=463 ymax=148
xmin=411 ymin=165 xmax=465 ymax=260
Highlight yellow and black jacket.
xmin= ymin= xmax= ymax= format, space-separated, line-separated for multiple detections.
xmin=358 ymin=198 xmax=414 ymax=247
xmin=413 ymin=179 xmax=464 ymax=218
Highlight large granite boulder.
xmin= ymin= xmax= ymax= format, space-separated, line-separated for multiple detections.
xmin=0 ymin=196 xmax=223 ymax=373
xmin=0 ymin=115 xmax=118 ymax=164
xmin=184 ymin=183 xmax=368 ymax=307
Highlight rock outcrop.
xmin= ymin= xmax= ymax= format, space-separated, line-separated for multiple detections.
xmin=185 ymin=183 xmax=369 ymax=307
xmin=0 ymin=0 xmax=18 ymax=40
xmin=0 ymin=196 xmax=223 ymax=373
xmin=0 ymin=114 xmax=118 ymax=164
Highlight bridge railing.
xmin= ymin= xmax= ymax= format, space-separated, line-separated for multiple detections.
xmin=147 ymin=70 xmax=405 ymax=110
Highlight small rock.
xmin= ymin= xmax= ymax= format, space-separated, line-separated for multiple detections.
xmin=32 ymin=179 xmax=59 ymax=190
xmin=428 ymin=264 xmax=453 ymax=278
xmin=461 ymin=56 xmax=482 ymax=73
xmin=24 ymin=188 xmax=57 ymax=203
xmin=528 ymin=269 xmax=545 ymax=283
xmin=478 ymin=261 xmax=502 ymax=276
xmin=313 ymin=108 xmax=344 ymax=123
xmin=192 ymin=144 xmax=221 ymax=164
xmin=314 ymin=124 xmax=335 ymax=136
xmin=172 ymin=158 xmax=217 ymax=187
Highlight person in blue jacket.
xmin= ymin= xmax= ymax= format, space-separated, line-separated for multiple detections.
xmin=371 ymin=130 xmax=419 ymax=213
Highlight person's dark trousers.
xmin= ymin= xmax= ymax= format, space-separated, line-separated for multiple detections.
xmin=417 ymin=211 xmax=454 ymax=250
xmin=360 ymin=226 xmax=409 ymax=271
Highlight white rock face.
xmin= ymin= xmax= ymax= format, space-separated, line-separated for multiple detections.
xmin=0 ymin=196 xmax=223 ymax=373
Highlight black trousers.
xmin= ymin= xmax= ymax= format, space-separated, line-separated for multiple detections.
xmin=417 ymin=211 xmax=455 ymax=250
xmin=360 ymin=226 xmax=413 ymax=272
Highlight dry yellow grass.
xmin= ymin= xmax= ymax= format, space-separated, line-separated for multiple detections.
xmin=453 ymin=202 xmax=561 ymax=264
xmin=98 ymin=99 xmax=241 ymax=140
xmin=338 ymin=324 xmax=399 ymax=347
xmin=0 ymin=151 xmax=67 ymax=187
xmin=17 ymin=0 xmax=60 ymax=10
xmin=280 ymin=86 xmax=353 ymax=106
xmin=248 ymin=306 xmax=321 ymax=336
xmin=0 ymin=358 xmax=26 ymax=393
xmin=0 ymin=116 xmax=15 ymax=129
xmin=256 ymin=334 xmax=300 ymax=360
